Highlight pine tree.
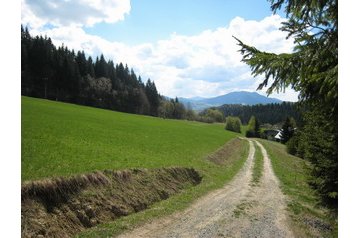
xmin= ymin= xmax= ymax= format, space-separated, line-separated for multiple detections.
xmin=246 ymin=116 xmax=260 ymax=138
xmin=234 ymin=0 xmax=337 ymax=207
xmin=76 ymin=51 xmax=88 ymax=77
xmin=281 ymin=117 xmax=296 ymax=144
xmin=87 ymin=56 xmax=95 ymax=77
xmin=145 ymin=79 xmax=160 ymax=116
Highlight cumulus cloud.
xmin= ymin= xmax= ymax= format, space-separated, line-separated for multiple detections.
xmin=24 ymin=14 xmax=299 ymax=101
xmin=21 ymin=0 xmax=131 ymax=28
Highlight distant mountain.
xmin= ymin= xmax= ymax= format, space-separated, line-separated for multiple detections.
xmin=179 ymin=91 xmax=282 ymax=111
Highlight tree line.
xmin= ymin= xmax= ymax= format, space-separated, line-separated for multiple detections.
xmin=216 ymin=102 xmax=301 ymax=126
xmin=21 ymin=25 xmax=302 ymax=128
xmin=21 ymin=26 xmax=231 ymax=122
xmin=21 ymin=25 xmax=161 ymax=116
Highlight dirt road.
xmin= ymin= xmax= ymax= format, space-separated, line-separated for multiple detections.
xmin=117 ymin=139 xmax=294 ymax=238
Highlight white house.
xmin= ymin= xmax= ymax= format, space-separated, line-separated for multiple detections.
xmin=274 ymin=130 xmax=283 ymax=141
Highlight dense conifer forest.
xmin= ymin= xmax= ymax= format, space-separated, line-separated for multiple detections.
xmin=21 ymin=25 xmax=301 ymax=126
xmin=216 ymin=102 xmax=301 ymax=126
xmin=21 ymin=26 xmax=161 ymax=116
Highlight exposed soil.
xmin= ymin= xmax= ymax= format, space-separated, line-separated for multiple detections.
xmin=117 ymin=139 xmax=294 ymax=238
xmin=21 ymin=167 xmax=201 ymax=238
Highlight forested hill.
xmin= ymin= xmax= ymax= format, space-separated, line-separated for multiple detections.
xmin=21 ymin=26 xmax=161 ymax=116
xmin=180 ymin=91 xmax=282 ymax=111
xmin=216 ymin=102 xmax=301 ymax=125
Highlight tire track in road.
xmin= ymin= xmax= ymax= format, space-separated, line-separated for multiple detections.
xmin=117 ymin=139 xmax=294 ymax=238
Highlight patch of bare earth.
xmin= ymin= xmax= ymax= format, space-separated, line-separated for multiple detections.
xmin=21 ymin=168 xmax=201 ymax=238
xmin=117 ymin=140 xmax=294 ymax=238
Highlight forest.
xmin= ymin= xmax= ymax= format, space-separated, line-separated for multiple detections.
xmin=21 ymin=25 xmax=302 ymax=128
xmin=21 ymin=25 xmax=161 ymax=117
xmin=216 ymin=102 xmax=301 ymax=125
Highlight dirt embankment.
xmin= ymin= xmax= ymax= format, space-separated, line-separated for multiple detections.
xmin=206 ymin=137 xmax=243 ymax=165
xmin=21 ymin=167 xmax=202 ymax=238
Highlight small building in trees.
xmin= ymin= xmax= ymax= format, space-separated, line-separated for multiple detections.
xmin=263 ymin=129 xmax=282 ymax=142
xmin=274 ymin=130 xmax=283 ymax=142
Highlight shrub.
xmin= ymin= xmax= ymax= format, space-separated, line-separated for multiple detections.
xmin=225 ymin=116 xmax=241 ymax=133
xmin=200 ymin=109 xmax=225 ymax=123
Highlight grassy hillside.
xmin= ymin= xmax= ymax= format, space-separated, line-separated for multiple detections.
xmin=22 ymin=96 xmax=250 ymax=237
xmin=22 ymin=96 xmax=239 ymax=181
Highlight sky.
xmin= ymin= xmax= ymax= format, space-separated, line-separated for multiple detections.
xmin=21 ymin=0 xmax=299 ymax=101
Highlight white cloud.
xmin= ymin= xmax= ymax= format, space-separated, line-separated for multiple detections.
xmin=24 ymin=14 xmax=299 ymax=101
xmin=21 ymin=0 xmax=131 ymax=28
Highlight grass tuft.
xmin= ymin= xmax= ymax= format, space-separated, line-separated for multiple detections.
xmin=251 ymin=141 xmax=264 ymax=185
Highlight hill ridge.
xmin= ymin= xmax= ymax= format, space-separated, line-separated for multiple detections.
xmin=179 ymin=91 xmax=282 ymax=110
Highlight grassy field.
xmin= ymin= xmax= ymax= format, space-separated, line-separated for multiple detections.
xmin=258 ymin=139 xmax=337 ymax=237
xmin=22 ymin=96 xmax=241 ymax=181
xmin=22 ymin=96 xmax=250 ymax=237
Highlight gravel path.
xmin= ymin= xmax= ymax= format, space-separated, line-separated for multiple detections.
xmin=117 ymin=139 xmax=294 ymax=238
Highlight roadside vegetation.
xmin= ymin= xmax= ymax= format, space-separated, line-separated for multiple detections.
xmin=251 ymin=141 xmax=264 ymax=186
xmin=258 ymin=139 xmax=337 ymax=237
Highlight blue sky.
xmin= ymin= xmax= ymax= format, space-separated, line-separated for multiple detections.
xmin=21 ymin=0 xmax=298 ymax=101
xmin=84 ymin=0 xmax=282 ymax=45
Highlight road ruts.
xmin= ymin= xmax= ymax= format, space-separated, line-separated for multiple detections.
xmin=116 ymin=139 xmax=294 ymax=238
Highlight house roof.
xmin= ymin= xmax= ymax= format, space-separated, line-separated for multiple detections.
xmin=274 ymin=131 xmax=282 ymax=139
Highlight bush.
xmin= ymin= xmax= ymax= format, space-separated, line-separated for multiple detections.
xmin=200 ymin=109 xmax=225 ymax=123
xmin=198 ymin=116 xmax=215 ymax=124
xmin=225 ymin=116 xmax=241 ymax=133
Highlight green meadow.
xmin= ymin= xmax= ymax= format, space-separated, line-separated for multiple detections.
xmin=22 ymin=96 xmax=241 ymax=181
xmin=22 ymin=96 xmax=251 ymax=237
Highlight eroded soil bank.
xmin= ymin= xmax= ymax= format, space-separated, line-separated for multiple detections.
xmin=21 ymin=167 xmax=201 ymax=238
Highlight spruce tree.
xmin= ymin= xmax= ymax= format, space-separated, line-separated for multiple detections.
xmin=281 ymin=117 xmax=296 ymax=144
xmin=234 ymin=0 xmax=337 ymax=207
xmin=246 ymin=116 xmax=260 ymax=138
